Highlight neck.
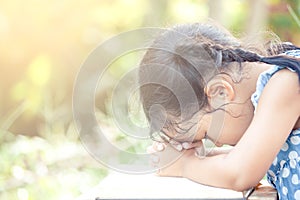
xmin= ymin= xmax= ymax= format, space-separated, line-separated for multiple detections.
xmin=234 ymin=63 xmax=271 ymax=102
xmin=225 ymin=63 xmax=272 ymax=144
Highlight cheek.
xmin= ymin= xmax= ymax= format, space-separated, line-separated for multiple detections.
xmin=221 ymin=102 xmax=254 ymax=144
xmin=220 ymin=115 xmax=249 ymax=144
xmin=207 ymin=111 xmax=244 ymax=145
xmin=206 ymin=110 xmax=227 ymax=142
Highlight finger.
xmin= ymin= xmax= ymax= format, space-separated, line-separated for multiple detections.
xmin=169 ymin=140 xmax=183 ymax=151
xmin=153 ymin=142 xmax=166 ymax=151
xmin=147 ymin=142 xmax=166 ymax=153
xmin=148 ymin=152 xmax=160 ymax=171
xmin=150 ymin=153 xmax=160 ymax=164
xmin=146 ymin=145 xmax=155 ymax=153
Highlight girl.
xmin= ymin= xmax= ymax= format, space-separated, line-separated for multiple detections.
xmin=139 ymin=23 xmax=300 ymax=200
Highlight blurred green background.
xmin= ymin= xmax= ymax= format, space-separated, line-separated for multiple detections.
xmin=1 ymin=0 xmax=300 ymax=199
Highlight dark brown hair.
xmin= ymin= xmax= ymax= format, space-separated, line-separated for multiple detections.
xmin=138 ymin=23 xmax=300 ymax=141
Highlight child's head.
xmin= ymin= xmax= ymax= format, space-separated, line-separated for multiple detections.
xmin=139 ymin=23 xmax=300 ymax=146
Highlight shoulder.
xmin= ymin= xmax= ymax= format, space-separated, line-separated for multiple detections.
xmin=271 ymin=67 xmax=299 ymax=85
xmin=257 ymin=68 xmax=300 ymax=116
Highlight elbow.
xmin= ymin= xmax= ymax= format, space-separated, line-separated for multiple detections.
xmin=226 ymin=167 xmax=260 ymax=192
xmin=231 ymin=181 xmax=250 ymax=192
xmin=221 ymin=156 xmax=262 ymax=191
xmin=229 ymin=173 xmax=258 ymax=192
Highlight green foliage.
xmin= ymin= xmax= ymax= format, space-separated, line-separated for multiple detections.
xmin=0 ymin=134 xmax=108 ymax=200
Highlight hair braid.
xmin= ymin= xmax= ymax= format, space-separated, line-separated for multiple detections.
xmin=266 ymin=42 xmax=300 ymax=56
xmin=209 ymin=44 xmax=300 ymax=83
xmin=208 ymin=44 xmax=262 ymax=63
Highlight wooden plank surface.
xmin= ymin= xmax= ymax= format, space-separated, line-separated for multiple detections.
xmin=247 ymin=184 xmax=277 ymax=200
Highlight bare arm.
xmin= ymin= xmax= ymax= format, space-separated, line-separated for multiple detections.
xmin=160 ymin=69 xmax=300 ymax=191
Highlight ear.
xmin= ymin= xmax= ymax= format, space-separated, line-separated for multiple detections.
xmin=204 ymin=78 xmax=235 ymax=108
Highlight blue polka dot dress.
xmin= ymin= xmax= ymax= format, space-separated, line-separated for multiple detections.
xmin=251 ymin=50 xmax=300 ymax=200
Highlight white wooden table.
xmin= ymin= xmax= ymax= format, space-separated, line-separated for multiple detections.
xmin=76 ymin=172 xmax=276 ymax=200
xmin=76 ymin=172 xmax=278 ymax=199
